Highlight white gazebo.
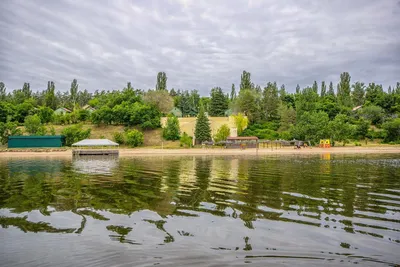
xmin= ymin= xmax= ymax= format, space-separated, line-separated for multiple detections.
xmin=72 ymin=139 xmax=119 ymax=156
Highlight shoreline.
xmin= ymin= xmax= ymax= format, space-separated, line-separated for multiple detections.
xmin=0 ymin=146 xmax=399 ymax=158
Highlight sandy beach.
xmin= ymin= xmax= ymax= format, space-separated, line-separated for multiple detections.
xmin=0 ymin=146 xmax=399 ymax=158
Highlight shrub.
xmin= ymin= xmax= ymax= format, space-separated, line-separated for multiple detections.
xmin=214 ymin=124 xmax=230 ymax=142
xmin=180 ymin=132 xmax=192 ymax=147
xmin=0 ymin=122 xmax=22 ymax=145
xmin=126 ymin=129 xmax=144 ymax=147
xmin=37 ymin=106 xmax=54 ymax=124
xmin=113 ymin=132 xmax=125 ymax=145
xmin=24 ymin=114 xmax=42 ymax=135
xmin=49 ymin=126 xmax=56 ymax=136
xmin=163 ymin=115 xmax=180 ymax=140
xmin=77 ymin=109 xmax=90 ymax=122
xmin=61 ymin=124 xmax=91 ymax=146
xmin=382 ymin=118 xmax=400 ymax=143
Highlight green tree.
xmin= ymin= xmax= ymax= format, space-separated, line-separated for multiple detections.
xmin=45 ymin=81 xmax=57 ymax=110
xmin=320 ymin=81 xmax=326 ymax=97
xmin=24 ymin=114 xmax=45 ymax=135
xmin=236 ymin=89 xmax=261 ymax=123
xmin=163 ymin=115 xmax=180 ymax=140
xmin=214 ymin=124 xmax=230 ymax=142
xmin=0 ymin=122 xmax=22 ymax=144
xmin=352 ymin=82 xmax=365 ymax=106
xmin=312 ymin=81 xmax=318 ymax=94
xmin=353 ymin=118 xmax=370 ymax=140
xmin=328 ymin=114 xmax=354 ymax=146
xmin=359 ymin=105 xmax=384 ymax=125
xmin=262 ymin=82 xmax=279 ymax=121
xmin=126 ymin=129 xmax=144 ymax=147
xmin=278 ymin=105 xmax=296 ymax=131
xmin=70 ymin=79 xmax=78 ymax=110
xmin=337 ymin=72 xmax=352 ymax=107
xmin=295 ymin=84 xmax=300 ymax=94
xmin=22 ymin=82 xmax=32 ymax=99
xmin=230 ymin=84 xmax=236 ymax=101
xmin=240 ymin=70 xmax=252 ymax=91
xmin=209 ymin=87 xmax=228 ymax=116
xmin=292 ymin=111 xmax=330 ymax=144
xmin=382 ymin=118 xmax=400 ymax=143
xmin=295 ymin=87 xmax=319 ymax=117
xmin=327 ymin=81 xmax=335 ymax=98
xmin=156 ymin=72 xmax=167 ymax=91
xmin=180 ymin=132 xmax=193 ymax=147
xmin=0 ymin=82 xmax=6 ymax=101
xmin=37 ymin=106 xmax=54 ymax=124
xmin=194 ymin=104 xmax=211 ymax=143
xmin=279 ymin=84 xmax=286 ymax=102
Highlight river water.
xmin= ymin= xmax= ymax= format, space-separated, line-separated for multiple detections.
xmin=0 ymin=154 xmax=399 ymax=266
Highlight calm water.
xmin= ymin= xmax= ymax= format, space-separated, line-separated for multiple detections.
xmin=0 ymin=154 xmax=399 ymax=266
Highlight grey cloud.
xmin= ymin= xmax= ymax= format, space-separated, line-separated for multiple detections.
xmin=0 ymin=0 xmax=399 ymax=94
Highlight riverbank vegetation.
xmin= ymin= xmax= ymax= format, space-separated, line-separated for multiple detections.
xmin=1 ymin=71 xmax=400 ymax=147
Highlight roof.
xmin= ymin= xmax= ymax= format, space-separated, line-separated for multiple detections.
xmin=72 ymin=139 xmax=119 ymax=147
xmin=352 ymin=105 xmax=363 ymax=111
xmin=55 ymin=107 xmax=71 ymax=112
xmin=227 ymin=136 xmax=258 ymax=140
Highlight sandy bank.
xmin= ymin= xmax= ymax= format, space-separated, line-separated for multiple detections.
xmin=0 ymin=146 xmax=399 ymax=158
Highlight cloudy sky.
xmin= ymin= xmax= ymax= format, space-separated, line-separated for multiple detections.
xmin=0 ymin=0 xmax=399 ymax=95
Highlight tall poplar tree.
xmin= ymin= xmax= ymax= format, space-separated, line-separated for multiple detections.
xmin=337 ymin=72 xmax=351 ymax=107
xmin=352 ymin=82 xmax=365 ymax=106
xmin=327 ymin=81 xmax=335 ymax=98
xmin=320 ymin=81 xmax=326 ymax=97
xmin=262 ymin=82 xmax=279 ymax=121
xmin=156 ymin=72 xmax=167 ymax=91
xmin=296 ymin=84 xmax=300 ymax=94
xmin=70 ymin=79 xmax=78 ymax=109
xmin=240 ymin=70 xmax=252 ymax=91
xmin=230 ymin=84 xmax=236 ymax=101
xmin=312 ymin=81 xmax=318 ymax=94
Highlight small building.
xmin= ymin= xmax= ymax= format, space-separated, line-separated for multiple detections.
xmin=169 ymin=107 xmax=183 ymax=117
xmin=82 ymin=105 xmax=96 ymax=113
xmin=225 ymin=136 xmax=259 ymax=149
xmin=54 ymin=107 xmax=72 ymax=115
xmin=8 ymin=136 xmax=65 ymax=148
xmin=352 ymin=105 xmax=363 ymax=111
xmin=72 ymin=139 xmax=119 ymax=156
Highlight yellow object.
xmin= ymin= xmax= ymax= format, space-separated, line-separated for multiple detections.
xmin=319 ymin=139 xmax=331 ymax=148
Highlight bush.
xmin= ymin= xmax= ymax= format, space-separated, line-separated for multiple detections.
xmin=49 ymin=126 xmax=56 ymax=136
xmin=382 ymin=118 xmax=400 ymax=143
xmin=0 ymin=122 xmax=22 ymax=145
xmin=24 ymin=114 xmax=42 ymax=135
xmin=61 ymin=124 xmax=91 ymax=146
xmin=180 ymin=132 xmax=192 ymax=147
xmin=113 ymin=132 xmax=125 ymax=145
xmin=279 ymin=131 xmax=293 ymax=140
xmin=77 ymin=110 xmax=90 ymax=122
xmin=126 ymin=129 xmax=144 ymax=147
xmin=163 ymin=115 xmax=180 ymax=140
xmin=214 ymin=124 xmax=230 ymax=142
xmin=37 ymin=106 xmax=54 ymax=124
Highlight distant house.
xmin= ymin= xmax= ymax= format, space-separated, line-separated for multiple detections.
xmin=82 ymin=105 xmax=96 ymax=113
xmin=352 ymin=105 xmax=363 ymax=111
xmin=54 ymin=107 xmax=72 ymax=115
xmin=169 ymin=107 xmax=183 ymax=117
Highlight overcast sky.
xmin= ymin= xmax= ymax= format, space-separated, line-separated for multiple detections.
xmin=0 ymin=0 xmax=399 ymax=95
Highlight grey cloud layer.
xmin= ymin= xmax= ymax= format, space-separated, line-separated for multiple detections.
xmin=0 ymin=0 xmax=399 ymax=94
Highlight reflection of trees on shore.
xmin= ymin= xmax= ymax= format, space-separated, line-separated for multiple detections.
xmin=0 ymin=155 xmax=399 ymax=238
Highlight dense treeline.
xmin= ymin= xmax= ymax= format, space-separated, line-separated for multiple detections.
xmin=1 ymin=70 xmax=400 ymax=145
